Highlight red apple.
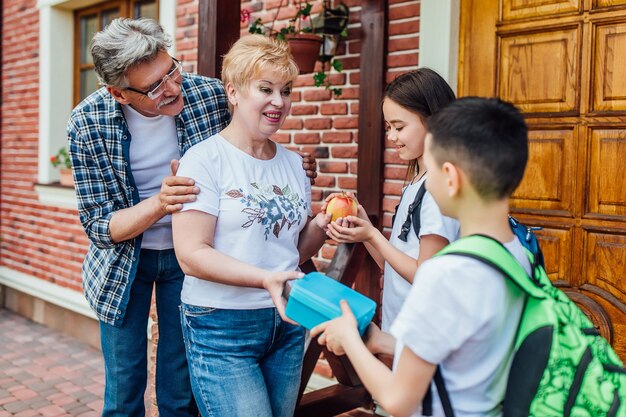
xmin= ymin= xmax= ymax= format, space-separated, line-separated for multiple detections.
xmin=326 ymin=193 xmax=358 ymax=222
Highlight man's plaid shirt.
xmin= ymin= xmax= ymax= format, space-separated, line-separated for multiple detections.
xmin=67 ymin=73 xmax=230 ymax=326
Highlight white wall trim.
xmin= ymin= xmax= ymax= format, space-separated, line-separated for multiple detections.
xmin=160 ymin=0 xmax=177 ymax=56
xmin=419 ymin=0 xmax=461 ymax=93
xmin=0 ymin=266 xmax=96 ymax=320
xmin=34 ymin=184 xmax=78 ymax=210
xmin=38 ymin=4 xmax=74 ymax=184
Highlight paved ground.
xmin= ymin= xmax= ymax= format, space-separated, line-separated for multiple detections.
xmin=0 ymin=307 xmax=372 ymax=417
xmin=0 ymin=308 xmax=104 ymax=417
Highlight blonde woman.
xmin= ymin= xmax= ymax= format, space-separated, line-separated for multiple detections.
xmin=172 ymin=35 xmax=328 ymax=417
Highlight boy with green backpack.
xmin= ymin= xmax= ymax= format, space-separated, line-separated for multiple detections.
xmin=311 ymin=97 xmax=626 ymax=416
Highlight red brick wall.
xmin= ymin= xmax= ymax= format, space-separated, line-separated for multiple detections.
xmin=0 ymin=0 xmax=89 ymax=291
xmin=0 ymin=0 xmax=421 ymax=292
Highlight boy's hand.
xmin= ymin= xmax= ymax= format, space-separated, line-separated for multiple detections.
xmin=364 ymin=322 xmax=383 ymax=353
xmin=311 ymin=300 xmax=360 ymax=356
xmin=326 ymin=215 xmax=375 ymax=243
xmin=157 ymin=159 xmax=200 ymax=215
xmin=263 ymin=271 xmax=304 ymax=325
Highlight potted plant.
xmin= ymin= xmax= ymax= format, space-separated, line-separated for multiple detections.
xmin=246 ymin=1 xmax=348 ymax=95
xmin=248 ymin=1 xmax=322 ymax=74
xmin=50 ymin=146 xmax=73 ymax=187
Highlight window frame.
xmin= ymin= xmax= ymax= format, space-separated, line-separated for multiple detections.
xmin=73 ymin=0 xmax=159 ymax=105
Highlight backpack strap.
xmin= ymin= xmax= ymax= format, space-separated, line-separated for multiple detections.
xmin=508 ymin=215 xmax=546 ymax=268
xmin=421 ymin=366 xmax=455 ymax=417
xmin=397 ymin=181 xmax=427 ymax=242
xmin=437 ymin=234 xmax=546 ymax=299
xmin=424 ymin=235 xmax=544 ymax=416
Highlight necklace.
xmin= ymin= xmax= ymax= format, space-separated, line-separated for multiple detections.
xmin=410 ymin=169 xmax=428 ymax=185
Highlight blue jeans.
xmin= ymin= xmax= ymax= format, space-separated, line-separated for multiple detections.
xmin=181 ymin=304 xmax=306 ymax=417
xmin=100 ymin=249 xmax=197 ymax=417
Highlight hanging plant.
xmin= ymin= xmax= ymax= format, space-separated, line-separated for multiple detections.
xmin=246 ymin=1 xmax=349 ymax=96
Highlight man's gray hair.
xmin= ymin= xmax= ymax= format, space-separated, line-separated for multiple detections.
xmin=90 ymin=17 xmax=172 ymax=88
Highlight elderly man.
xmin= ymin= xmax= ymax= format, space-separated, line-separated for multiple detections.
xmin=68 ymin=17 xmax=317 ymax=417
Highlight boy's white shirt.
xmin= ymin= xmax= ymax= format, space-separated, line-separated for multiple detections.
xmin=176 ymin=133 xmax=312 ymax=309
xmin=382 ymin=176 xmax=460 ymax=331
xmin=390 ymin=238 xmax=531 ymax=417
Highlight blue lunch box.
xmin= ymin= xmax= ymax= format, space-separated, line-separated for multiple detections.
xmin=285 ymin=271 xmax=377 ymax=335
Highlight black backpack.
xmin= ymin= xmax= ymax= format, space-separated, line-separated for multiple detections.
xmin=392 ymin=182 xmax=545 ymax=268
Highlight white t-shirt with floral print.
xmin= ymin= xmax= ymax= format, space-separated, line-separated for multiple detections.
xmin=177 ymin=133 xmax=312 ymax=309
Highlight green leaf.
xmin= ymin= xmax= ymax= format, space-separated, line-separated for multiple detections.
xmin=248 ymin=18 xmax=264 ymax=35
xmin=331 ymin=59 xmax=343 ymax=72
xmin=313 ymin=71 xmax=327 ymax=87
xmin=301 ymin=3 xmax=313 ymax=17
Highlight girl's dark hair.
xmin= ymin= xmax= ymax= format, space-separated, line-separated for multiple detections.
xmin=383 ymin=68 xmax=456 ymax=179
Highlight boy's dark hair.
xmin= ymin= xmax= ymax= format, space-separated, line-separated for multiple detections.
xmin=384 ymin=68 xmax=456 ymax=179
xmin=427 ymin=97 xmax=528 ymax=200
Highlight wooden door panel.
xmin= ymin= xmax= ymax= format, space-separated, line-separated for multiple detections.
xmin=582 ymin=229 xmax=626 ymax=357
xmin=511 ymin=127 xmax=576 ymax=214
xmin=593 ymin=0 xmax=626 ymax=10
xmin=588 ymin=128 xmax=626 ymax=217
xmin=503 ymin=0 xmax=580 ymax=21
xmin=584 ymin=230 xmax=626 ymax=300
xmin=592 ymin=22 xmax=626 ymax=112
xmin=580 ymin=289 xmax=626 ymax=356
xmin=498 ymin=27 xmax=580 ymax=114
xmin=534 ymin=225 xmax=573 ymax=283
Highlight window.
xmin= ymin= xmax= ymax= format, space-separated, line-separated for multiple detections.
xmin=74 ymin=0 xmax=158 ymax=104
xmin=36 ymin=0 xmax=173 ymax=198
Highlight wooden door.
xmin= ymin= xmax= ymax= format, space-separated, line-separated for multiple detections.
xmin=459 ymin=0 xmax=626 ymax=358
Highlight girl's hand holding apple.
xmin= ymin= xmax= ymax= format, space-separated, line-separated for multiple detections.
xmin=326 ymin=215 xmax=376 ymax=244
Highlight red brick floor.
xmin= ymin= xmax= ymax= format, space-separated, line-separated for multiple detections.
xmin=0 ymin=308 xmax=105 ymax=417
xmin=0 ymin=307 xmax=376 ymax=417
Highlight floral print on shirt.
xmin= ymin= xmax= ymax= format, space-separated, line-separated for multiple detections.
xmin=226 ymin=182 xmax=307 ymax=240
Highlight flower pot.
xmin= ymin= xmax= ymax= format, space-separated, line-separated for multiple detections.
xmin=286 ymin=33 xmax=323 ymax=74
xmin=59 ymin=168 xmax=74 ymax=187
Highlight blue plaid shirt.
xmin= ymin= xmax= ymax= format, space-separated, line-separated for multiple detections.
xmin=68 ymin=73 xmax=230 ymax=326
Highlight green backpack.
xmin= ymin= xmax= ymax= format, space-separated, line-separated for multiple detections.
xmin=434 ymin=235 xmax=626 ymax=417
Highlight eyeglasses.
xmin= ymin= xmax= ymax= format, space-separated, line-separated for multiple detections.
xmin=125 ymin=58 xmax=183 ymax=100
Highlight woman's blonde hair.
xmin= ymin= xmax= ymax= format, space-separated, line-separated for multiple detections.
xmin=221 ymin=34 xmax=299 ymax=92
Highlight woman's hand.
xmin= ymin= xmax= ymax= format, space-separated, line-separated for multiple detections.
xmin=313 ymin=211 xmax=332 ymax=231
xmin=262 ymin=271 xmax=304 ymax=325
xmin=311 ymin=300 xmax=361 ymax=356
xmin=326 ymin=214 xmax=376 ymax=244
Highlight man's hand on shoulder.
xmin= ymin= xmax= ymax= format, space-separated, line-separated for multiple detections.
xmin=296 ymin=151 xmax=318 ymax=185
xmin=157 ymin=160 xmax=200 ymax=215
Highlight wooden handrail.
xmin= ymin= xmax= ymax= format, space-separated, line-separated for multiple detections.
xmin=295 ymin=242 xmax=373 ymax=416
